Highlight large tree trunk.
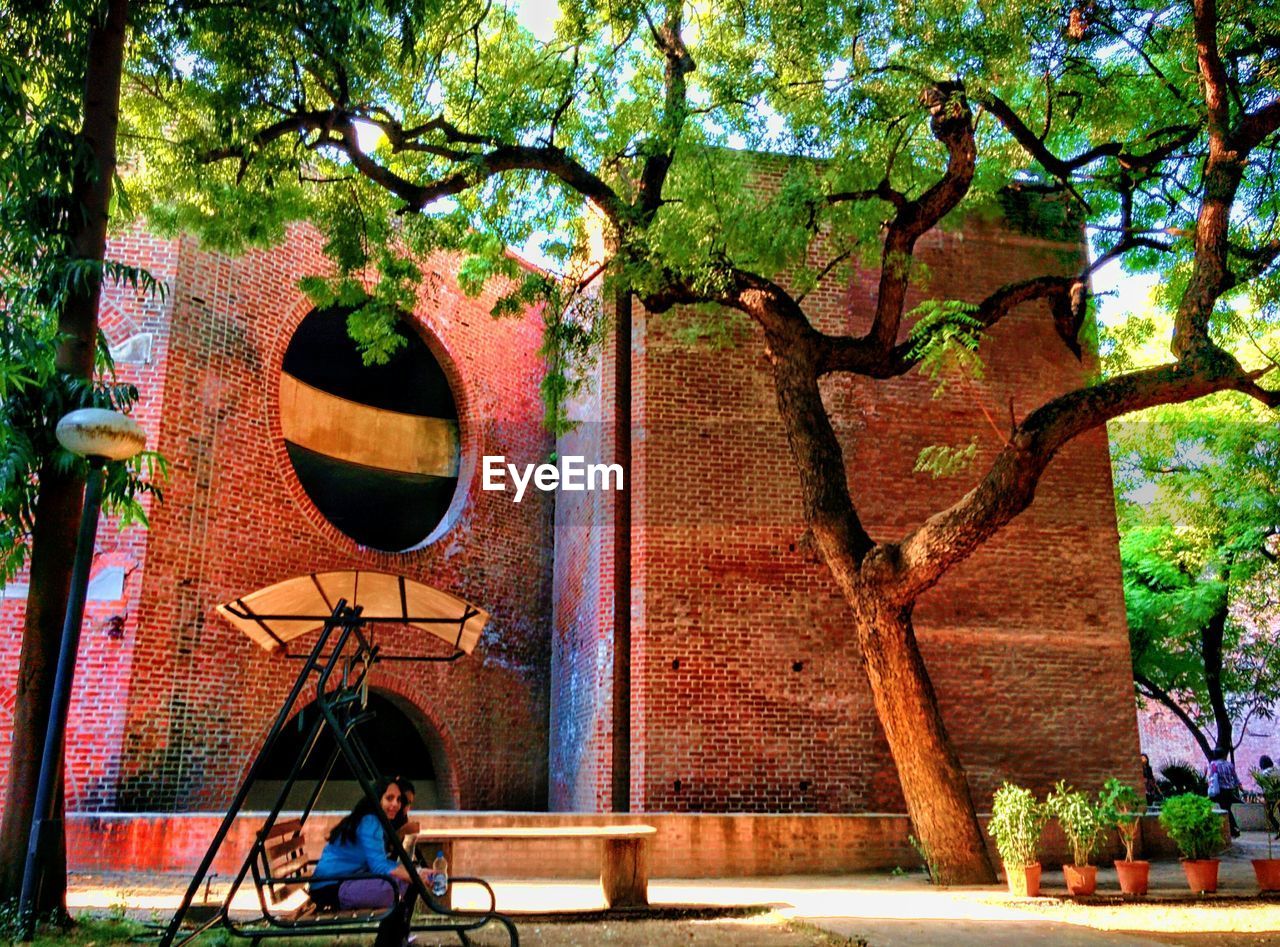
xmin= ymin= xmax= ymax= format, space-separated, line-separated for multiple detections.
xmin=760 ymin=327 xmax=995 ymax=885
xmin=0 ymin=466 xmax=79 ymax=908
xmin=851 ymin=596 xmax=995 ymax=884
xmin=1200 ymin=597 xmax=1233 ymax=754
xmin=0 ymin=0 xmax=129 ymax=911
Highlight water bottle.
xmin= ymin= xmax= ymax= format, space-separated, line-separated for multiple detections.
xmin=430 ymin=850 xmax=448 ymax=897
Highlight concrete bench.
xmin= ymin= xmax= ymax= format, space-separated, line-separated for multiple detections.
xmin=410 ymin=825 xmax=657 ymax=908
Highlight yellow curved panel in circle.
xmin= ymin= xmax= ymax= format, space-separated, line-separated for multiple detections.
xmin=279 ymin=372 xmax=460 ymax=477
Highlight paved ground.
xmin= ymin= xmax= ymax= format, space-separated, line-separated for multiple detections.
xmin=66 ymin=831 xmax=1280 ymax=945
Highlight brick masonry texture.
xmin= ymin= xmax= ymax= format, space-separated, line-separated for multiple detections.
xmin=550 ymin=179 xmax=1142 ymax=811
xmin=1 ymin=186 xmax=1142 ymax=825
xmin=64 ymin=810 xmax=1184 ymax=878
xmin=0 ymin=223 xmax=554 ymax=816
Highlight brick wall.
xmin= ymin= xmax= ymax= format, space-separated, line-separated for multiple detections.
xmin=0 ymin=228 xmax=180 ymax=816
xmin=1 ymin=224 xmax=555 ymax=816
xmin=63 ymin=810 xmax=1185 ymax=879
xmin=1139 ymin=701 xmax=1280 ymax=791
xmin=2 ymin=175 xmax=1142 ymax=824
xmin=551 ymin=162 xmax=1141 ymax=811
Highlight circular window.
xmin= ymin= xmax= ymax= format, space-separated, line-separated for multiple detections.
xmin=279 ymin=306 xmax=460 ymax=551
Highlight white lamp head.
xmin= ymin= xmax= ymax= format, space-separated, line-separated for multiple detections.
xmin=55 ymin=408 xmax=146 ymax=461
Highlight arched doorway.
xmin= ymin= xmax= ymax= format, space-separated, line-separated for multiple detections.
xmin=246 ymin=689 xmax=450 ymax=811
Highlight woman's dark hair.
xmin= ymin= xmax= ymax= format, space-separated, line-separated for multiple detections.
xmin=1263 ymin=755 xmax=1275 ymax=770
xmin=328 ymin=777 xmax=397 ymax=844
xmin=391 ymin=775 xmax=416 ymax=830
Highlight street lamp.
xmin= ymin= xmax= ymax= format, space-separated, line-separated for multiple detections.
xmin=18 ymin=408 xmax=145 ymax=939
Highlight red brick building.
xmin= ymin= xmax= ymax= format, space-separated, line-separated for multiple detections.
xmin=0 ymin=198 xmax=1142 ymax=827
xmin=551 ymin=200 xmax=1142 ymax=814
xmin=1 ymin=224 xmax=555 ymax=815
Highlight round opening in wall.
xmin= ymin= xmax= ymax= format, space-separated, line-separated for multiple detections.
xmin=280 ymin=306 xmax=460 ymax=551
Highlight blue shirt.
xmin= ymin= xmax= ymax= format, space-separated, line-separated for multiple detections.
xmin=311 ymin=814 xmax=400 ymax=888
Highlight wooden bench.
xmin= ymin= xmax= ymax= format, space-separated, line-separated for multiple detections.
xmin=410 ymin=825 xmax=658 ymax=908
xmin=249 ymin=819 xmax=518 ymax=944
xmin=254 ymin=818 xmax=392 ymax=923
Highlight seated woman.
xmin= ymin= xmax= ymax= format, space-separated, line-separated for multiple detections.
xmin=310 ymin=778 xmax=417 ymax=913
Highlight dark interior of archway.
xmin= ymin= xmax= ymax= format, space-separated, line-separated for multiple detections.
xmin=285 ymin=443 xmax=456 ymax=551
xmin=281 ymin=306 xmax=459 ymax=551
xmin=283 ymin=305 xmax=457 ymax=417
xmin=248 ymin=692 xmax=441 ymax=812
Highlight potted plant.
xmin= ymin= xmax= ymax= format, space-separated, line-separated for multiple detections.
xmin=1251 ymin=768 xmax=1280 ymax=892
xmin=989 ymin=782 xmax=1048 ymax=897
xmin=1047 ymin=781 xmax=1104 ymax=896
xmin=1159 ymin=793 xmax=1224 ymax=893
xmin=1099 ymin=777 xmax=1149 ymax=895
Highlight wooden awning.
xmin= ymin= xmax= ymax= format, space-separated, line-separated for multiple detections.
xmin=216 ymin=571 xmax=488 ymax=655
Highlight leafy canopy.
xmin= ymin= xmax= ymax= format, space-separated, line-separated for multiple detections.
xmin=1107 ymin=302 xmax=1280 ymax=752
xmin=0 ymin=0 xmax=166 ymax=583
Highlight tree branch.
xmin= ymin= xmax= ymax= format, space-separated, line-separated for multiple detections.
xmin=867 ymin=81 xmax=976 ymax=354
xmin=979 ymin=93 xmax=1122 ymax=179
xmin=201 ymin=107 xmax=631 ymax=228
xmin=1173 ymin=0 xmax=1256 ymax=356
xmin=1235 ymin=98 xmax=1280 ymax=152
xmin=818 ymin=275 xmax=1079 ymax=377
xmin=890 ymin=349 xmax=1278 ymax=603
xmin=636 ymin=0 xmax=694 ymax=221
xmin=1136 ymin=671 xmax=1214 ymax=759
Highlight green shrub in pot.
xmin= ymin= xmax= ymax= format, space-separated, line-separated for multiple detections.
xmin=1159 ymin=793 xmax=1221 ymax=860
xmin=1099 ymin=777 xmax=1144 ymax=862
xmin=1047 ymin=781 xmax=1104 ymax=867
xmin=989 ymin=782 xmax=1048 ymax=895
xmin=990 ymin=783 xmax=1048 ymax=868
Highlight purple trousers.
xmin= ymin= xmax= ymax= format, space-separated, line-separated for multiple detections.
xmin=337 ymin=876 xmax=408 ymax=909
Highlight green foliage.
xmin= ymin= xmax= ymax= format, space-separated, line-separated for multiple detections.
xmin=1110 ymin=380 xmax=1280 ymax=750
xmin=1158 ymin=793 xmax=1223 ymax=861
xmin=1157 ymin=762 xmax=1209 ymax=799
xmin=1046 ymin=781 xmax=1104 ymax=868
xmin=988 ymin=782 xmax=1048 ymax=869
xmin=914 ymin=437 xmax=979 ymax=479
xmin=0 ymin=367 xmax=166 ymax=584
xmin=1252 ymin=768 xmax=1280 ymax=859
xmin=105 ymin=0 xmax=1280 ymax=472
xmin=0 ymin=1 xmax=167 ymax=581
xmin=537 ymin=279 xmax=607 ymax=437
xmin=906 ymin=299 xmax=985 ymax=397
xmin=1098 ymin=777 xmax=1145 ymax=862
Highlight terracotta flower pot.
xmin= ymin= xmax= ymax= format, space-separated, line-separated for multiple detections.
xmin=1063 ymin=864 xmax=1097 ymax=896
xmin=1114 ymin=859 xmax=1150 ymax=895
xmin=1252 ymin=858 xmax=1280 ymax=892
xmin=1005 ymin=862 xmax=1042 ymax=897
xmin=1181 ymin=859 xmax=1220 ymax=893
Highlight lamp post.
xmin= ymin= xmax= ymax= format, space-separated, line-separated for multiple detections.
xmin=18 ymin=408 xmax=145 ymax=940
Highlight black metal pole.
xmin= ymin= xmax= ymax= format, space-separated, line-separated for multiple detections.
xmin=17 ymin=457 xmax=106 ymax=940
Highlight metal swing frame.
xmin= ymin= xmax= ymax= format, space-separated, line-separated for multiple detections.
xmin=159 ymin=600 xmax=518 ymax=946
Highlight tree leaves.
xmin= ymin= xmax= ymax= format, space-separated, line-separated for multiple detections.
xmin=0 ymin=0 xmax=168 ymax=580
xmin=1113 ymin=383 xmax=1280 ymax=750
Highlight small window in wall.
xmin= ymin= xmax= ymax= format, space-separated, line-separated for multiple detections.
xmin=280 ymin=306 xmax=460 ymax=551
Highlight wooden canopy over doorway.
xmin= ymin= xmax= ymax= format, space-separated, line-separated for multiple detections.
xmin=216 ymin=570 xmax=489 ymax=656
